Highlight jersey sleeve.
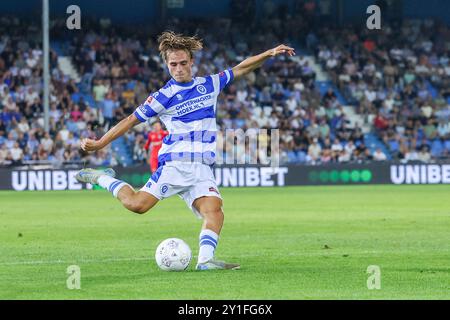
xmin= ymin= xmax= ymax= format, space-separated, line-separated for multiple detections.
xmin=217 ymin=69 xmax=234 ymax=91
xmin=133 ymin=93 xmax=166 ymax=123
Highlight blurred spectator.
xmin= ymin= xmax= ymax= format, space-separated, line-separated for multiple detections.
xmin=418 ymin=146 xmax=432 ymax=162
xmin=307 ymin=138 xmax=322 ymax=164
xmin=373 ymin=148 xmax=388 ymax=161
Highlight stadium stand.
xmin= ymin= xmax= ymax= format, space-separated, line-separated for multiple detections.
xmin=0 ymin=7 xmax=449 ymax=167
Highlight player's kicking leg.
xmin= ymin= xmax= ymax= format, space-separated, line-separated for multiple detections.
xmin=75 ymin=168 xmax=158 ymax=214
xmin=192 ymin=196 xmax=240 ymax=270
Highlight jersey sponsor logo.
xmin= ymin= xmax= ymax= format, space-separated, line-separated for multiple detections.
xmin=176 ymin=94 xmax=183 ymax=100
xmin=146 ymin=181 xmax=152 ymax=188
xmin=196 ymin=85 xmax=207 ymax=94
xmin=153 ymin=92 xmax=159 ymax=98
xmin=174 ymin=94 xmax=212 ymax=116
xmin=176 ymin=102 xmax=206 ymax=116
xmin=174 ymin=95 xmax=212 ymax=110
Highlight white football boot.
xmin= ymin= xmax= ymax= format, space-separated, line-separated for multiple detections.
xmin=75 ymin=168 xmax=116 ymax=185
xmin=195 ymin=259 xmax=240 ymax=271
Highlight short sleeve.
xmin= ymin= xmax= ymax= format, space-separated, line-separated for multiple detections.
xmin=217 ymin=69 xmax=234 ymax=91
xmin=133 ymin=93 xmax=165 ymax=122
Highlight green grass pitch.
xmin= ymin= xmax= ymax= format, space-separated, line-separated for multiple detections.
xmin=0 ymin=185 xmax=449 ymax=299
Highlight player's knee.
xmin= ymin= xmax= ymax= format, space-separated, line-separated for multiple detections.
xmin=202 ymin=207 xmax=224 ymax=224
xmin=216 ymin=209 xmax=224 ymax=224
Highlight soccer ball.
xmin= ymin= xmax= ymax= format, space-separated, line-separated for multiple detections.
xmin=155 ymin=238 xmax=192 ymax=271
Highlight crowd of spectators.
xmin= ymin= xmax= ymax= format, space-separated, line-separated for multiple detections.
xmin=1 ymin=2 xmax=449 ymax=167
xmin=0 ymin=16 xmax=118 ymax=167
xmin=315 ymin=19 xmax=450 ymax=162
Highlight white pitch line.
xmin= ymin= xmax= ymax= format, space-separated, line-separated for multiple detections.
xmin=0 ymin=257 xmax=152 ymax=266
xmin=0 ymin=251 xmax=350 ymax=266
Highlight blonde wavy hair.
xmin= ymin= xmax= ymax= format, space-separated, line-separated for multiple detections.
xmin=157 ymin=31 xmax=203 ymax=63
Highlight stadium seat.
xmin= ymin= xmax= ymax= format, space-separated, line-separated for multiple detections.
xmin=431 ymin=139 xmax=444 ymax=157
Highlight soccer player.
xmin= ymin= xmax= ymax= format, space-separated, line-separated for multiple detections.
xmin=144 ymin=121 xmax=169 ymax=173
xmin=76 ymin=31 xmax=295 ymax=270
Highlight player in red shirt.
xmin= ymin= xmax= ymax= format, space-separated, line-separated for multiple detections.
xmin=144 ymin=121 xmax=169 ymax=173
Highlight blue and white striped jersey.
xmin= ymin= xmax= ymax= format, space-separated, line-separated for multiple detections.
xmin=133 ymin=69 xmax=234 ymax=167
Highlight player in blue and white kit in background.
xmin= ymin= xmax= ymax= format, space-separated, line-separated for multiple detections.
xmin=76 ymin=31 xmax=295 ymax=270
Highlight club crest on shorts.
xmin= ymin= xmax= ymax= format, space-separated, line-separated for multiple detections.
xmin=160 ymin=184 xmax=169 ymax=194
xmin=196 ymin=85 xmax=207 ymax=94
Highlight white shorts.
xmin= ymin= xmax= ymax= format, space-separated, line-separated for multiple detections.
xmin=140 ymin=161 xmax=222 ymax=219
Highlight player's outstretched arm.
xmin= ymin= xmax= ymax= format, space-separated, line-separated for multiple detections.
xmin=81 ymin=114 xmax=141 ymax=152
xmin=232 ymin=44 xmax=295 ymax=80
